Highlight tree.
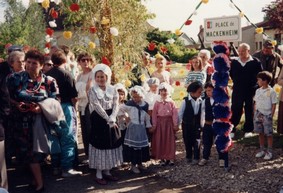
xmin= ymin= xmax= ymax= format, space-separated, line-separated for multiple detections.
xmin=0 ymin=0 xmax=46 ymax=57
xmin=262 ymin=0 xmax=283 ymax=31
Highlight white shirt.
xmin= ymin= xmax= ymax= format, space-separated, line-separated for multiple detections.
xmin=178 ymin=94 xmax=202 ymax=125
xmin=75 ymin=71 xmax=92 ymax=114
xmin=200 ymin=97 xmax=214 ymax=128
xmin=144 ymin=91 xmax=159 ymax=110
xmin=254 ymin=86 xmax=277 ymax=115
xmin=236 ymin=55 xmax=253 ymax=67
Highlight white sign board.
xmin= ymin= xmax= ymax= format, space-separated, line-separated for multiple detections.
xmin=204 ymin=15 xmax=242 ymax=43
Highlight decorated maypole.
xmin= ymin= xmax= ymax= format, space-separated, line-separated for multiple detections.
xmin=212 ymin=42 xmax=233 ymax=171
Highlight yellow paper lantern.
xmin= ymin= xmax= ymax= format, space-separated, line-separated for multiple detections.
xmin=101 ymin=17 xmax=110 ymax=25
xmin=63 ymin=31 xmax=72 ymax=39
xmin=271 ymin=40 xmax=277 ymax=46
xmin=88 ymin=41 xmax=96 ymax=49
xmin=140 ymin=74 xmax=146 ymax=82
xmin=255 ymin=27 xmax=263 ymax=34
xmin=274 ymin=84 xmax=281 ymax=94
xmin=42 ymin=0 xmax=50 ymax=9
xmin=124 ymin=79 xmax=132 ymax=88
xmin=201 ymin=0 xmax=209 ymax=4
xmin=175 ymin=29 xmax=182 ymax=36
xmin=239 ymin=12 xmax=245 ymax=18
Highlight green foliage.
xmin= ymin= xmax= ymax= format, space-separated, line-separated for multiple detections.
xmin=0 ymin=0 xmax=46 ymax=57
xmin=262 ymin=0 xmax=283 ymax=31
xmin=146 ymin=29 xmax=198 ymax=63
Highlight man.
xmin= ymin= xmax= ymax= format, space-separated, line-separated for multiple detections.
xmin=253 ymin=40 xmax=283 ymax=87
xmin=230 ymin=43 xmax=263 ymax=138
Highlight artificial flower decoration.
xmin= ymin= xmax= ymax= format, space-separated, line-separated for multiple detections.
xmin=239 ymin=12 xmax=245 ymax=18
xmin=271 ymin=40 xmax=277 ymax=46
xmin=201 ymin=0 xmax=209 ymax=4
xmin=167 ymin=38 xmax=175 ymax=44
xmin=53 ymin=0 xmax=61 ymax=5
xmin=63 ymin=31 xmax=72 ymax=39
xmin=185 ymin=19 xmax=193 ymax=25
xmin=175 ymin=29 xmax=182 ymax=36
xmin=140 ymin=74 xmax=146 ymax=82
xmin=101 ymin=17 xmax=110 ymax=25
xmin=88 ymin=41 xmax=96 ymax=49
xmin=148 ymin=42 xmax=156 ymax=51
xmin=175 ymin=81 xmax=181 ymax=86
xmin=42 ymin=0 xmax=50 ymax=9
xmin=110 ymin=27 xmax=119 ymax=36
xmin=5 ymin=43 xmax=12 ymax=49
xmin=160 ymin=46 xmax=168 ymax=54
xmin=255 ymin=27 xmax=263 ymax=34
xmin=46 ymin=28 xmax=54 ymax=36
xmin=274 ymin=84 xmax=281 ymax=94
xmin=178 ymin=69 xmax=186 ymax=76
xmin=44 ymin=47 xmax=50 ymax=54
xmin=101 ymin=56 xmax=110 ymax=65
xmin=70 ymin=3 xmax=80 ymax=12
xmin=45 ymin=42 xmax=51 ymax=48
xmin=49 ymin=20 xmax=57 ymax=28
xmin=50 ymin=9 xmax=59 ymax=19
xmin=45 ymin=35 xmax=52 ymax=42
xmin=89 ymin=26 xmax=97 ymax=34
xmin=155 ymin=52 xmax=163 ymax=59
xmin=124 ymin=79 xmax=132 ymax=88
xmin=179 ymin=90 xmax=186 ymax=99
xmin=148 ymin=67 xmax=155 ymax=75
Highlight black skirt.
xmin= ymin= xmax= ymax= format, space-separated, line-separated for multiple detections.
xmin=89 ymin=109 xmax=122 ymax=150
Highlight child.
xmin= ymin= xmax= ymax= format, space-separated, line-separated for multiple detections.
xmin=151 ymin=82 xmax=178 ymax=166
xmin=121 ymin=86 xmax=152 ymax=174
xmin=144 ymin=77 xmax=160 ymax=116
xmin=88 ymin=64 xmax=123 ymax=185
xmin=254 ymin=71 xmax=277 ymax=160
xmin=184 ymin=56 xmax=206 ymax=88
xmin=199 ymin=82 xmax=215 ymax=166
xmin=151 ymin=54 xmax=173 ymax=85
xmin=179 ymin=81 xmax=203 ymax=164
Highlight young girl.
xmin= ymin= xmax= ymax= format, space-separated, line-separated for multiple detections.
xmin=121 ymin=86 xmax=152 ymax=174
xmin=178 ymin=81 xmax=203 ymax=164
xmin=151 ymin=82 xmax=178 ymax=166
xmin=88 ymin=64 xmax=123 ymax=185
xmin=184 ymin=56 xmax=206 ymax=88
xmin=151 ymin=55 xmax=173 ymax=85
xmin=144 ymin=77 xmax=160 ymax=116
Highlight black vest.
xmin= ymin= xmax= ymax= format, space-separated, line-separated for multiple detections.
xmin=205 ymin=98 xmax=214 ymax=122
xmin=182 ymin=97 xmax=201 ymax=128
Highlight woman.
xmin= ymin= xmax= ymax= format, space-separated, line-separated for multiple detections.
xmin=8 ymin=50 xmax=25 ymax=72
xmin=75 ymin=53 xmax=95 ymax=157
xmin=7 ymin=50 xmax=58 ymax=192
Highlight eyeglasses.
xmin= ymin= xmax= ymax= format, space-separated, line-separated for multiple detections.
xmin=80 ymin=58 xmax=92 ymax=62
xmin=44 ymin=63 xmax=53 ymax=67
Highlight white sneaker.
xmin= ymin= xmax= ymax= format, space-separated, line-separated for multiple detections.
xmin=62 ymin=169 xmax=82 ymax=177
xmin=131 ymin=166 xmax=140 ymax=174
xmin=244 ymin=132 xmax=254 ymax=138
xmin=198 ymin=159 xmax=208 ymax=166
xmin=255 ymin=150 xmax=265 ymax=158
xmin=263 ymin=151 xmax=272 ymax=160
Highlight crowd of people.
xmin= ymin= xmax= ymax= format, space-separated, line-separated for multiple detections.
xmin=0 ymin=40 xmax=282 ymax=192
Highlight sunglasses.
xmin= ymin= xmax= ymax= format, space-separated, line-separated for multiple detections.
xmin=80 ymin=58 xmax=92 ymax=62
xmin=45 ymin=63 xmax=53 ymax=67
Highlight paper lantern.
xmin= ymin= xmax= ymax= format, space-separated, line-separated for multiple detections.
xmin=110 ymin=27 xmax=119 ymax=36
xmin=148 ymin=42 xmax=156 ymax=51
xmin=101 ymin=17 xmax=110 ymax=25
xmin=63 ymin=31 xmax=72 ymax=39
xmin=185 ymin=20 xmax=192 ymax=25
xmin=175 ymin=29 xmax=182 ymax=36
xmin=140 ymin=74 xmax=146 ymax=82
xmin=70 ymin=3 xmax=80 ymax=12
xmin=201 ymin=0 xmax=209 ymax=3
xmin=124 ymin=79 xmax=132 ymax=88
xmin=88 ymin=41 xmax=96 ymax=49
xmin=274 ymin=84 xmax=281 ymax=94
xmin=45 ymin=28 xmax=54 ymax=36
xmin=42 ymin=0 xmax=50 ymax=9
xmin=49 ymin=20 xmax=57 ymax=28
xmin=255 ymin=27 xmax=263 ymax=34
xmin=167 ymin=38 xmax=175 ymax=44
xmin=271 ymin=40 xmax=277 ymax=46
xmin=89 ymin=26 xmax=97 ymax=34
xmin=239 ymin=12 xmax=245 ymax=18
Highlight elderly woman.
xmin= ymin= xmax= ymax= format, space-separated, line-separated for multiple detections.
xmin=7 ymin=50 xmax=58 ymax=192
xmin=198 ymin=49 xmax=214 ymax=83
xmin=8 ymin=51 xmax=25 ymax=72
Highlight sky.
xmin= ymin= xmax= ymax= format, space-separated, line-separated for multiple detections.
xmin=142 ymin=0 xmax=273 ymax=40
xmin=0 ymin=0 xmax=274 ymax=41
